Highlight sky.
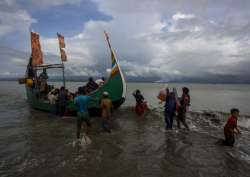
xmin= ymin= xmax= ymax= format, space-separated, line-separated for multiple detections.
xmin=0 ymin=0 xmax=250 ymax=83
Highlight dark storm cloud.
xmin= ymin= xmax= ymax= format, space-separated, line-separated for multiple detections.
xmin=0 ymin=0 xmax=250 ymax=83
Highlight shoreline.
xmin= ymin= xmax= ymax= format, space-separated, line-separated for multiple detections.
xmin=1 ymin=79 xmax=250 ymax=85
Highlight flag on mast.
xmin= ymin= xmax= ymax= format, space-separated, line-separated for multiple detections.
xmin=57 ymin=33 xmax=67 ymax=62
xmin=60 ymin=48 xmax=67 ymax=61
xmin=30 ymin=32 xmax=43 ymax=66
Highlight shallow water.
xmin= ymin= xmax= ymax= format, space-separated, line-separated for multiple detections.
xmin=0 ymin=81 xmax=250 ymax=177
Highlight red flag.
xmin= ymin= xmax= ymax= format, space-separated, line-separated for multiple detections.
xmin=57 ymin=33 xmax=67 ymax=61
xmin=30 ymin=32 xmax=43 ymax=66
xmin=60 ymin=48 xmax=67 ymax=62
xmin=57 ymin=33 xmax=65 ymax=48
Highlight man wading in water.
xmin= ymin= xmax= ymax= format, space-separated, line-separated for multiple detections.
xmin=74 ymin=87 xmax=92 ymax=144
xmin=101 ymin=92 xmax=113 ymax=132
xmin=164 ymin=92 xmax=177 ymax=130
xmin=177 ymin=87 xmax=190 ymax=129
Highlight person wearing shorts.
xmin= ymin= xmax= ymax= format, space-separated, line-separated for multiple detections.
xmin=74 ymin=87 xmax=92 ymax=139
xmin=101 ymin=92 xmax=113 ymax=132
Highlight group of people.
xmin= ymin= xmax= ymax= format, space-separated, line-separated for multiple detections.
xmin=132 ymin=86 xmax=241 ymax=147
xmin=74 ymin=87 xmax=114 ymax=143
xmin=132 ymin=87 xmax=190 ymax=130
xmin=28 ymin=67 xmax=105 ymax=110
xmin=34 ymin=68 xmax=240 ymax=148
xmin=48 ymin=84 xmax=114 ymax=143
xmin=48 ymin=86 xmax=75 ymax=117
xmin=46 ymin=81 xmax=241 ymax=147
xmin=82 ymin=77 xmax=105 ymax=94
xmin=27 ymin=68 xmax=51 ymax=97
xmin=46 ymin=76 xmax=106 ymax=117
xmin=165 ymin=87 xmax=190 ymax=130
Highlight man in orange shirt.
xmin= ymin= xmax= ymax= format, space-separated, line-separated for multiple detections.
xmin=101 ymin=92 xmax=113 ymax=132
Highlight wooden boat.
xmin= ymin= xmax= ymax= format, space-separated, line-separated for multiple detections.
xmin=21 ymin=31 xmax=126 ymax=116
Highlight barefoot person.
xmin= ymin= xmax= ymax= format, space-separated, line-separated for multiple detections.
xmin=223 ymin=108 xmax=241 ymax=146
xmin=74 ymin=87 xmax=91 ymax=142
xmin=101 ymin=92 xmax=113 ymax=132
xmin=177 ymin=87 xmax=190 ymax=129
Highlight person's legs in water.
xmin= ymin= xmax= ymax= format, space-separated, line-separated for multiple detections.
xmin=102 ymin=119 xmax=111 ymax=133
xmin=107 ymin=117 xmax=113 ymax=129
xmin=59 ymin=104 xmax=66 ymax=117
xmin=55 ymin=102 xmax=59 ymax=115
xmin=50 ymin=104 xmax=56 ymax=115
xmin=84 ymin=119 xmax=91 ymax=136
xmin=135 ymin=103 xmax=144 ymax=116
xmin=223 ymin=131 xmax=235 ymax=146
xmin=164 ymin=111 xmax=171 ymax=129
xmin=177 ymin=108 xmax=189 ymax=129
xmin=58 ymin=105 xmax=61 ymax=116
xmin=77 ymin=112 xmax=91 ymax=139
xmin=177 ymin=109 xmax=182 ymax=129
xmin=181 ymin=111 xmax=189 ymax=129
xmin=169 ymin=112 xmax=175 ymax=129
xmin=76 ymin=117 xmax=83 ymax=139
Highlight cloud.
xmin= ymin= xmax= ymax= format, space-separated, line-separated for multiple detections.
xmin=168 ymin=12 xmax=203 ymax=33
xmin=172 ymin=13 xmax=195 ymax=21
xmin=18 ymin=0 xmax=81 ymax=9
xmin=1 ymin=0 xmax=250 ymax=83
xmin=0 ymin=0 xmax=36 ymax=50
xmin=30 ymin=0 xmax=81 ymax=8
xmin=0 ymin=45 xmax=29 ymax=77
xmin=0 ymin=0 xmax=36 ymax=39
xmin=0 ymin=10 xmax=36 ymax=37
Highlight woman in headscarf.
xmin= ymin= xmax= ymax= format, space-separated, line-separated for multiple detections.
xmin=132 ymin=89 xmax=148 ymax=117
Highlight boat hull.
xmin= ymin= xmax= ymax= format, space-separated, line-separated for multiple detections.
xmin=26 ymin=70 xmax=126 ymax=117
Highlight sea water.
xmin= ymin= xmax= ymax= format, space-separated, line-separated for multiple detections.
xmin=0 ymin=81 xmax=249 ymax=177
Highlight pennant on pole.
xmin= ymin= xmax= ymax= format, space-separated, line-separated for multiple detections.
xmin=57 ymin=33 xmax=65 ymax=48
xmin=31 ymin=32 xmax=43 ymax=66
xmin=57 ymin=33 xmax=67 ymax=61
xmin=60 ymin=48 xmax=67 ymax=62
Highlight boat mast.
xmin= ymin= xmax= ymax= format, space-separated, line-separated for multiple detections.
xmin=104 ymin=31 xmax=127 ymax=98
xmin=62 ymin=61 xmax=66 ymax=88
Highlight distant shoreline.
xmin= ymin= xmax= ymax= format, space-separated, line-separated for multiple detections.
xmin=1 ymin=78 xmax=250 ymax=84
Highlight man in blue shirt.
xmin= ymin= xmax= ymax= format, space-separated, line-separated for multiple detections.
xmin=74 ymin=87 xmax=92 ymax=139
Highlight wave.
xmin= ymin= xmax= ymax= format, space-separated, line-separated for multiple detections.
xmin=120 ymin=105 xmax=250 ymax=129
